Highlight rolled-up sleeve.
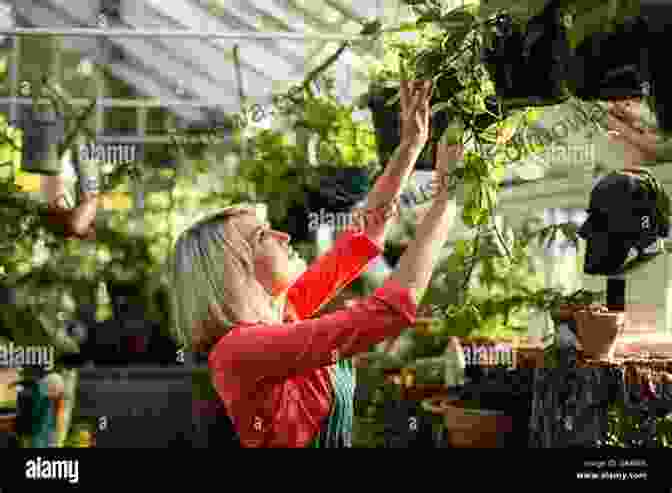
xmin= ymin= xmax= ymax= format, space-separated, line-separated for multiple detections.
xmin=286 ymin=230 xmax=382 ymax=320
xmin=212 ymin=278 xmax=417 ymax=385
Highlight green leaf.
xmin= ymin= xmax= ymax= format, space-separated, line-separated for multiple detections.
xmin=394 ymin=22 xmax=420 ymax=32
xmin=361 ymin=20 xmax=382 ymax=36
xmin=384 ymin=92 xmax=400 ymax=107
xmin=559 ymin=222 xmax=579 ymax=245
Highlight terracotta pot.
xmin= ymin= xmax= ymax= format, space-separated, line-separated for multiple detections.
xmin=574 ymin=310 xmax=626 ymax=360
xmin=553 ymin=304 xmax=593 ymax=322
xmin=422 ymin=397 xmax=513 ymax=448
xmin=0 ymin=413 xmax=16 ymax=433
xmin=515 ymin=346 xmax=545 ymax=369
xmin=402 ymin=384 xmax=449 ymax=402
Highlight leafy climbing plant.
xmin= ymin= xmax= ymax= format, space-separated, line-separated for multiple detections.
xmin=364 ymin=1 xmax=616 ymax=338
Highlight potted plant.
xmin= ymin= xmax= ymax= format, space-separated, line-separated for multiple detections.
xmin=573 ymin=308 xmax=626 ymax=360
xmin=533 ymin=288 xmax=615 ymax=360
xmin=422 ymin=395 xmax=513 ymax=448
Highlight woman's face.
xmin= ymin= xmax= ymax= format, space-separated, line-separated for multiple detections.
xmin=231 ymin=213 xmax=303 ymax=297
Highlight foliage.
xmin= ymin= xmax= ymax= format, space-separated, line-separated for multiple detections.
xmin=604 ymin=404 xmax=672 ymax=448
xmin=365 ymin=1 xmax=616 ymax=340
xmin=234 ymin=73 xmax=378 ymax=228
xmin=421 ymin=205 xmax=601 ymax=340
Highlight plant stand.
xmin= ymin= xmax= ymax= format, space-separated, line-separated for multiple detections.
xmin=582 ymin=250 xmax=672 ymax=338
xmin=529 ymin=346 xmax=672 ymax=448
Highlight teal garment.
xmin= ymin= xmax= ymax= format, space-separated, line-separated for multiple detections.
xmin=30 ymin=380 xmax=52 ymax=448
xmin=311 ymin=359 xmax=355 ymax=448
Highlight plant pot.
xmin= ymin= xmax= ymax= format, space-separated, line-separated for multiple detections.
xmin=552 ymin=304 xmax=592 ymax=322
xmin=570 ymin=15 xmax=649 ymax=102
xmin=0 ymin=412 xmax=16 ymax=433
xmin=483 ymin=5 xmax=571 ymax=109
xmin=515 ymin=346 xmax=545 ymax=369
xmin=67 ymin=424 xmax=95 ymax=448
xmin=574 ymin=309 xmax=626 ymax=360
xmin=367 ymin=86 xmax=451 ymax=170
xmin=19 ymin=105 xmax=65 ymax=175
xmin=422 ymin=397 xmax=513 ymax=448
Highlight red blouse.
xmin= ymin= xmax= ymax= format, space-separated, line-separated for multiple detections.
xmin=208 ymin=229 xmax=418 ymax=447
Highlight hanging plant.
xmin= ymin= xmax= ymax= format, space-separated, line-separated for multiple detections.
xmin=235 ymin=70 xmax=377 ymax=242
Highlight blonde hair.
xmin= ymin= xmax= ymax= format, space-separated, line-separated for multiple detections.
xmin=168 ymin=204 xmax=278 ymax=353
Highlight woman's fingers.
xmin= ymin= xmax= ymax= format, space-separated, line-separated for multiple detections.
xmin=400 ymin=80 xmax=409 ymax=112
xmin=402 ymin=80 xmax=432 ymax=113
xmin=423 ymin=81 xmax=433 ymax=108
xmin=417 ymin=81 xmax=432 ymax=112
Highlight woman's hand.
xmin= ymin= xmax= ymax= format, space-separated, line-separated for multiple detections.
xmin=606 ymin=104 xmax=658 ymax=168
xmin=435 ymin=131 xmax=464 ymax=182
xmin=400 ymin=80 xmax=433 ymax=148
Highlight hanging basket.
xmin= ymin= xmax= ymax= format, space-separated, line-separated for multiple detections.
xmin=19 ymin=106 xmax=65 ymax=176
xmin=277 ymin=165 xmax=370 ymax=242
xmin=570 ymin=15 xmax=649 ymax=102
xmin=574 ymin=309 xmax=626 ymax=360
xmin=422 ymin=397 xmax=513 ymax=448
xmin=482 ymin=1 xmax=571 ymax=109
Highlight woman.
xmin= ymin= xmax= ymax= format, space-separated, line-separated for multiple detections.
xmin=169 ymin=80 xmax=463 ymax=447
